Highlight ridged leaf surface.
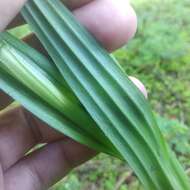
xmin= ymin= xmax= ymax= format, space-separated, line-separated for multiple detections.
xmin=0 ymin=0 xmax=188 ymax=189
xmin=21 ymin=0 xmax=190 ymax=189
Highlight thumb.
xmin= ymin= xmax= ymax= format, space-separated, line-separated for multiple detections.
xmin=0 ymin=0 xmax=27 ymax=31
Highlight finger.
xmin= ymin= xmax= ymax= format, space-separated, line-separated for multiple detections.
xmin=0 ymin=91 xmax=12 ymax=110
xmin=4 ymin=0 xmax=138 ymax=108
xmin=11 ymin=0 xmax=137 ymax=53
xmin=73 ymin=0 xmax=137 ymax=51
xmin=7 ymin=14 xmax=25 ymax=30
xmin=0 ymin=105 xmax=64 ymax=171
xmin=22 ymin=34 xmax=49 ymax=57
xmin=129 ymin=76 xmax=148 ymax=98
xmin=0 ymin=0 xmax=27 ymax=31
xmin=63 ymin=0 xmax=93 ymax=10
xmin=0 ymin=165 xmax=4 ymax=190
xmin=7 ymin=0 xmax=94 ymax=29
xmin=0 ymin=106 xmax=37 ymax=171
xmin=4 ymin=139 xmax=96 ymax=190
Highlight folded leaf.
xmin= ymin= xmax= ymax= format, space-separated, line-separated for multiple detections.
xmin=0 ymin=32 xmax=120 ymax=157
xmin=20 ymin=0 xmax=190 ymax=189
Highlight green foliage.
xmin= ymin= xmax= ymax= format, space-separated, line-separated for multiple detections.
xmin=52 ymin=0 xmax=190 ymax=189
xmin=20 ymin=0 xmax=189 ymax=189
xmin=51 ymin=175 xmax=81 ymax=190
xmin=2 ymin=0 xmax=190 ymax=189
xmin=118 ymin=0 xmax=190 ymax=67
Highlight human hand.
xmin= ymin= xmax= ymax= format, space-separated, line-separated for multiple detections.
xmin=0 ymin=1 xmax=145 ymax=189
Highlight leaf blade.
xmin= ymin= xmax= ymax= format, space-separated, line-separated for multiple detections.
xmin=21 ymin=0 xmax=190 ymax=189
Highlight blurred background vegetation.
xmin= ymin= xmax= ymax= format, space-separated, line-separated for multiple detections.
xmin=50 ymin=0 xmax=190 ymax=189
xmin=6 ymin=0 xmax=190 ymax=189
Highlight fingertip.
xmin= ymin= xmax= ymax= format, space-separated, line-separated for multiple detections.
xmin=106 ymin=0 xmax=137 ymax=51
xmin=0 ymin=0 xmax=27 ymax=31
xmin=73 ymin=0 xmax=137 ymax=52
xmin=129 ymin=76 xmax=148 ymax=98
xmin=63 ymin=0 xmax=93 ymax=10
xmin=102 ymin=1 xmax=138 ymax=52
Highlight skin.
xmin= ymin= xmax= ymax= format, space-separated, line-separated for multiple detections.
xmin=0 ymin=0 xmax=146 ymax=189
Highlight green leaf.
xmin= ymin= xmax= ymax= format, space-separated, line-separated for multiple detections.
xmin=0 ymin=32 xmax=120 ymax=157
xmin=20 ymin=0 xmax=190 ymax=189
xmin=8 ymin=24 xmax=31 ymax=39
